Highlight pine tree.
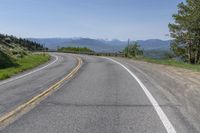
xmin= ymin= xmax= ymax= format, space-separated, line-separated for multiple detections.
xmin=169 ymin=0 xmax=200 ymax=64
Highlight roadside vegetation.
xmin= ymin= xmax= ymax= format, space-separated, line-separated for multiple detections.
xmin=123 ymin=42 xmax=143 ymax=58
xmin=121 ymin=43 xmax=200 ymax=72
xmin=58 ymin=46 xmax=94 ymax=53
xmin=0 ymin=34 xmax=49 ymax=80
xmin=0 ymin=54 xmax=50 ymax=80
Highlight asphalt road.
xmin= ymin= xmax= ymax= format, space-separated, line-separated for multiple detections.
xmin=0 ymin=53 xmax=77 ymax=118
xmin=0 ymin=53 xmax=198 ymax=133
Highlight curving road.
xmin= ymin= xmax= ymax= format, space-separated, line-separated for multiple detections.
xmin=0 ymin=53 xmax=77 ymax=117
xmin=0 ymin=53 xmax=198 ymax=133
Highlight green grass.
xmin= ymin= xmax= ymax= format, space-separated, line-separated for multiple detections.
xmin=134 ymin=57 xmax=200 ymax=72
xmin=58 ymin=46 xmax=94 ymax=53
xmin=0 ymin=54 xmax=50 ymax=80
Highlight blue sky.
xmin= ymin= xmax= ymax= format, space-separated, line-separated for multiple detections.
xmin=0 ymin=0 xmax=183 ymax=40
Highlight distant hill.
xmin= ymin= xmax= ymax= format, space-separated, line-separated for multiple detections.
xmin=28 ymin=38 xmax=171 ymax=53
xmin=137 ymin=39 xmax=171 ymax=51
xmin=29 ymin=38 xmax=118 ymax=52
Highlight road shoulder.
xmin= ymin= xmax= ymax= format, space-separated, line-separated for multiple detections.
xmin=112 ymin=57 xmax=200 ymax=132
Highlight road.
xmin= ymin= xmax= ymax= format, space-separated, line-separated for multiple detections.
xmin=0 ymin=53 xmax=199 ymax=133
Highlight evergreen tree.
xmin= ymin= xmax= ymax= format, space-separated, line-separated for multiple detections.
xmin=169 ymin=0 xmax=200 ymax=64
xmin=0 ymin=34 xmax=46 ymax=51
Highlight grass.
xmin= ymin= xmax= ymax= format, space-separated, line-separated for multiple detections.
xmin=58 ymin=46 xmax=94 ymax=53
xmin=0 ymin=53 xmax=50 ymax=80
xmin=134 ymin=57 xmax=200 ymax=72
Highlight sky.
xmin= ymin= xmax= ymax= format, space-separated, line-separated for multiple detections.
xmin=0 ymin=0 xmax=184 ymax=40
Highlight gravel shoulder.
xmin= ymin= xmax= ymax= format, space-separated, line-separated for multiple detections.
xmin=114 ymin=57 xmax=200 ymax=132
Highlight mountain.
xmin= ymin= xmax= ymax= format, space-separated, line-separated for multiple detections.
xmin=137 ymin=39 xmax=171 ymax=50
xmin=29 ymin=38 xmax=121 ymax=52
xmin=28 ymin=38 xmax=171 ymax=53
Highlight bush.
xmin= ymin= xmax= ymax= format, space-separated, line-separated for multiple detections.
xmin=123 ymin=42 xmax=143 ymax=58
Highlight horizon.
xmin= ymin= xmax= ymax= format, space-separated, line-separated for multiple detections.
xmin=0 ymin=0 xmax=183 ymax=40
xmin=27 ymin=37 xmax=171 ymax=42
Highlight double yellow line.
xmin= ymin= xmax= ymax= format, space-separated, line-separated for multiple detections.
xmin=0 ymin=55 xmax=83 ymax=127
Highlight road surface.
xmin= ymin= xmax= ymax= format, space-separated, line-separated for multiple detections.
xmin=0 ymin=53 xmax=199 ymax=133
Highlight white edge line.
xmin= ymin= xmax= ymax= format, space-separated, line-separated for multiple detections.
xmin=0 ymin=55 xmax=59 ymax=86
xmin=103 ymin=57 xmax=176 ymax=133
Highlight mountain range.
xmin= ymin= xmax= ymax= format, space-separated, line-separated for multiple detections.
xmin=28 ymin=38 xmax=171 ymax=53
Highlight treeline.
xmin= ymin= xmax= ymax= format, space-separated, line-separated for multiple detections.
xmin=0 ymin=34 xmax=46 ymax=51
xmin=169 ymin=0 xmax=200 ymax=64
xmin=58 ymin=47 xmax=94 ymax=53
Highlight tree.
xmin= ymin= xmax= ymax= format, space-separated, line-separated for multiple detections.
xmin=0 ymin=33 xmax=46 ymax=52
xmin=123 ymin=42 xmax=143 ymax=58
xmin=169 ymin=0 xmax=200 ymax=64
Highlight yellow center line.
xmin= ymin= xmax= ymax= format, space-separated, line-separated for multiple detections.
xmin=0 ymin=55 xmax=83 ymax=126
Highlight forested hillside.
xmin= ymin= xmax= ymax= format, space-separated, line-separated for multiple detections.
xmin=0 ymin=34 xmax=46 ymax=68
